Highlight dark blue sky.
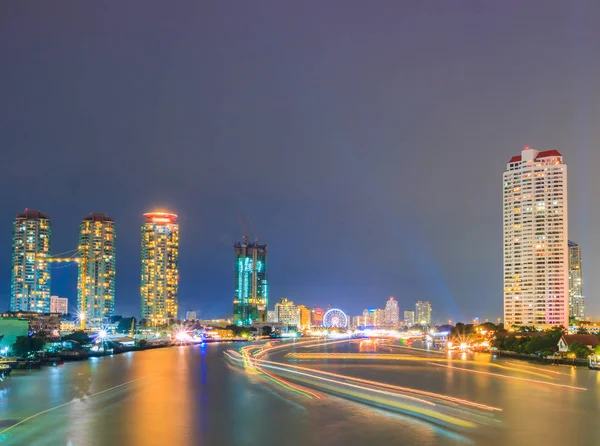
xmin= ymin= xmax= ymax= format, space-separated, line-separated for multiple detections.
xmin=1 ymin=2 xmax=599 ymax=322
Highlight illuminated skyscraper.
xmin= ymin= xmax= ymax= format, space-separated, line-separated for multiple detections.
xmin=10 ymin=210 xmax=52 ymax=312
xmin=297 ymin=305 xmax=311 ymax=329
xmin=415 ymin=301 xmax=431 ymax=325
xmin=140 ymin=212 xmax=179 ymax=324
xmin=78 ymin=212 xmax=116 ymax=323
xmin=568 ymin=241 xmax=584 ymax=321
xmin=503 ymin=147 xmax=568 ymax=327
xmin=233 ymin=239 xmax=267 ymax=325
xmin=404 ymin=310 xmax=415 ymax=327
xmin=384 ymin=296 xmax=400 ymax=328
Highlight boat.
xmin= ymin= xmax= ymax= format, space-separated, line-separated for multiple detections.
xmin=588 ymin=355 xmax=600 ymax=370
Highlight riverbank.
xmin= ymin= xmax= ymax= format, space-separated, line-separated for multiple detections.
xmin=494 ymin=350 xmax=590 ymax=367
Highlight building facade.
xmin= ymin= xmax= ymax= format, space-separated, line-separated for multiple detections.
xmin=185 ymin=311 xmax=197 ymax=321
xmin=10 ymin=209 xmax=52 ymax=313
xmin=233 ymin=239 xmax=268 ymax=325
xmin=503 ymin=147 xmax=568 ymax=328
xmin=384 ymin=296 xmax=400 ymax=328
xmin=311 ymin=307 xmax=324 ymax=326
xmin=404 ymin=310 xmax=415 ymax=327
xmin=415 ymin=301 xmax=431 ymax=325
xmin=50 ymin=296 xmax=68 ymax=315
xmin=275 ymin=298 xmax=299 ymax=326
xmin=78 ymin=212 xmax=116 ymax=323
xmin=568 ymin=241 xmax=585 ymax=321
xmin=140 ymin=212 xmax=179 ymax=325
xmin=297 ymin=305 xmax=311 ymax=330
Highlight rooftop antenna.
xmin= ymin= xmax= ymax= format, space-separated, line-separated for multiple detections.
xmin=247 ymin=215 xmax=259 ymax=243
xmin=237 ymin=214 xmax=248 ymax=244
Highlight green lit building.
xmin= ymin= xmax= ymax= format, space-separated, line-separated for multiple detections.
xmin=10 ymin=209 xmax=52 ymax=312
xmin=78 ymin=212 xmax=116 ymax=323
xmin=233 ymin=238 xmax=268 ymax=325
xmin=140 ymin=212 xmax=179 ymax=325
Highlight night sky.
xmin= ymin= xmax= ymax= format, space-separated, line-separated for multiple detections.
xmin=1 ymin=2 xmax=599 ymax=322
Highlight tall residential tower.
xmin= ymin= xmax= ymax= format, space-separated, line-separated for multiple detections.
xmin=384 ymin=296 xmax=400 ymax=328
xmin=10 ymin=210 xmax=52 ymax=312
xmin=140 ymin=212 xmax=179 ymax=325
xmin=233 ymin=238 xmax=268 ymax=325
xmin=503 ymin=147 xmax=568 ymax=328
xmin=568 ymin=241 xmax=584 ymax=321
xmin=78 ymin=212 xmax=116 ymax=323
xmin=415 ymin=301 xmax=431 ymax=325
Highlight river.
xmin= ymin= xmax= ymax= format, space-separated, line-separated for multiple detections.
xmin=1 ymin=340 xmax=599 ymax=445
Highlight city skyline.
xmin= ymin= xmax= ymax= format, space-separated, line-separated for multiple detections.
xmin=1 ymin=2 xmax=599 ymax=322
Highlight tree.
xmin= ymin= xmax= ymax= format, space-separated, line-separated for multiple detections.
xmin=568 ymin=342 xmax=591 ymax=359
xmin=577 ymin=327 xmax=589 ymax=335
xmin=62 ymin=330 xmax=91 ymax=346
xmin=13 ymin=335 xmax=46 ymax=358
xmin=117 ymin=317 xmax=136 ymax=334
xmin=262 ymin=325 xmax=273 ymax=336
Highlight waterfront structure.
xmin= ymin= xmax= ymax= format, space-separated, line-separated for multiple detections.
xmin=415 ymin=301 xmax=431 ymax=325
xmin=233 ymin=238 xmax=268 ymax=325
xmin=10 ymin=210 xmax=52 ymax=313
xmin=384 ymin=296 xmax=400 ymax=328
xmin=78 ymin=212 xmax=116 ymax=323
xmin=568 ymin=241 xmax=585 ymax=321
xmin=0 ymin=311 xmax=61 ymax=335
xmin=297 ymin=305 xmax=311 ymax=330
xmin=185 ymin=311 xmax=197 ymax=321
xmin=140 ymin=212 xmax=179 ymax=325
xmin=404 ymin=310 xmax=415 ymax=327
xmin=275 ymin=298 xmax=299 ymax=326
xmin=503 ymin=147 xmax=568 ymax=327
xmin=50 ymin=296 xmax=68 ymax=315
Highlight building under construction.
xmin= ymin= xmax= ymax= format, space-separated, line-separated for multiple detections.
xmin=233 ymin=238 xmax=268 ymax=326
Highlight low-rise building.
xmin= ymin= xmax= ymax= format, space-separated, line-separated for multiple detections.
xmin=557 ymin=334 xmax=600 ymax=353
xmin=0 ymin=311 xmax=61 ymax=336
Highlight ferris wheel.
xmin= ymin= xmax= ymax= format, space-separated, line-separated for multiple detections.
xmin=322 ymin=309 xmax=348 ymax=329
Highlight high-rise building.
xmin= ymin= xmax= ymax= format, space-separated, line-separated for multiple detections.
xmin=404 ymin=310 xmax=415 ymax=327
xmin=351 ymin=315 xmax=362 ymax=329
xmin=503 ymin=147 xmax=568 ymax=328
xmin=373 ymin=309 xmax=386 ymax=327
xmin=384 ymin=296 xmax=400 ymax=328
xmin=78 ymin=212 xmax=116 ymax=323
xmin=275 ymin=298 xmax=298 ymax=326
xmin=267 ymin=310 xmax=278 ymax=323
xmin=10 ymin=210 xmax=52 ymax=313
xmin=415 ymin=301 xmax=431 ymax=325
xmin=568 ymin=241 xmax=584 ymax=321
xmin=362 ymin=309 xmax=374 ymax=327
xmin=233 ymin=239 xmax=268 ymax=325
xmin=50 ymin=296 xmax=68 ymax=315
xmin=185 ymin=311 xmax=197 ymax=321
xmin=140 ymin=212 xmax=179 ymax=325
xmin=297 ymin=305 xmax=311 ymax=330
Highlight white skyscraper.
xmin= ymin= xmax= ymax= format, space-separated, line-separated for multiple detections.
xmin=384 ymin=296 xmax=400 ymax=328
xmin=415 ymin=301 xmax=431 ymax=325
xmin=503 ymin=147 xmax=568 ymax=328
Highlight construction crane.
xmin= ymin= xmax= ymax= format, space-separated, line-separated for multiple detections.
xmin=36 ymin=249 xmax=103 ymax=330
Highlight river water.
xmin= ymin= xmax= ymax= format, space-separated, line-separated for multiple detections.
xmin=1 ymin=340 xmax=599 ymax=446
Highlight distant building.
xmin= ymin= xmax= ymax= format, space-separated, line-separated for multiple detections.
xmin=311 ymin=307 xmax=324 ymax=326
xmin=10 ymin=209 xmax=52 ymax=313
xmin=297 ymin=305 xmax=311 ymax=330
xmin=404 ymin=310 xmax=415 ymax=327
xmin=373 ymin=309 xmax=386 ymax=327
xmin=233 ymin=239 xmax=268 ymax=325
xmin=185 ymin=311 xmax=197 ymax=321
xmin=568 ymin=241 xmax=585 ymax=321
xmin=362 ymin=309 xmax=374 ymax=327
xmin=504 ymin=147 xmax=568 ymax=328
xmin=275 ymin=298 xmax=299 ymax=327
xmin=140 ymin=212 xmax=179 ymax=325
xmin=384 ymin=296 xmax=400 ymax=328
xmin=50 ymin=296 xmax=68 ymax=315
xmin=78 ymin=212 xmax=116 ymax=323
xmin=415 ymin=301 xmax=431 ymax=325
xmin=351 ymin=315 xmax=362 ymax=329
xmin=267 ymin=310 xmax=278 ymax=323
